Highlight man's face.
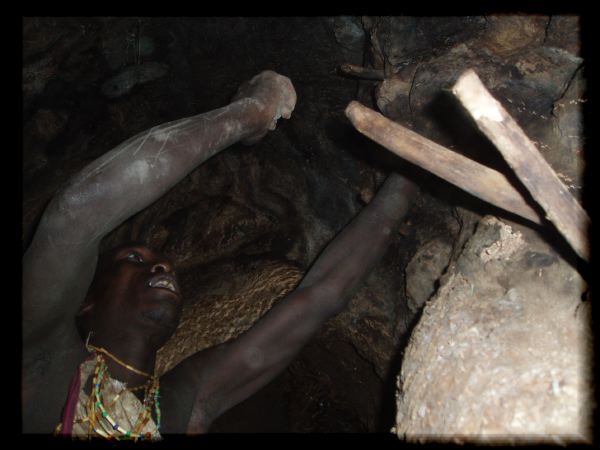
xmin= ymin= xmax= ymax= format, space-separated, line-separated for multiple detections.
xmin=89 ymin=243 xmax=183 ymax=340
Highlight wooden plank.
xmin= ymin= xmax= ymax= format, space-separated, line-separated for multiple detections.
xmin=452 ymin=69 xmax=590 ymax=261
xmin=344 ymin=101 xmax=542 ymax=225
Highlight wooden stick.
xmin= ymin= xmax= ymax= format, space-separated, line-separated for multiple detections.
xmin=452 ymin=69 xmax=590 ymax=262
xmin=345 ymin=101 xmax=542 ymax=225
xmin=340 ymin=63 xmax=385 ymax=81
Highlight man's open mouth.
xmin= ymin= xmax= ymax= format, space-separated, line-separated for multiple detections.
xmin=148 ymin=274 xmax=180 ymax=295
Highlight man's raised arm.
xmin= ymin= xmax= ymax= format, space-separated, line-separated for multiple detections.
xmin=177 ymin=172 xmax=417 ymax=432
xmin=22 ymin=71 xmax=296 ymax=345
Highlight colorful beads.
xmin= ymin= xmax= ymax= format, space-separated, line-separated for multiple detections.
xmin=77 ymin=352 xmax=161 ymax=440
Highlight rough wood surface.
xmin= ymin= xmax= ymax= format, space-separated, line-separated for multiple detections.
xmin=344 ymin=101 xmax=542 ymax=225
xmin=452 ymin=69 xmax=590 ymax=261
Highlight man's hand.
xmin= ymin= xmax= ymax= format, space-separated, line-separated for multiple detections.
xmin=231 ymin=70 xmax=297 ymax=145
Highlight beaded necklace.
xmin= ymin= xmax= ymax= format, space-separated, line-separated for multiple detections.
xmin=79 ymin=351 xmax=161 ymax=440
xmin=63 ymin=336 xmax=162 ymax=441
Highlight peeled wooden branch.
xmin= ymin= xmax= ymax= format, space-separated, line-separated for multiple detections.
xmin=340 ymin=63 xmax=385 ymax=81
xmin=344 ymin=101 xmax=542 ymax=225
xmin=452 ymin=69 xmax=590 ymax=262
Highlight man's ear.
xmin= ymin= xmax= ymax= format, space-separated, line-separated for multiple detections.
xmin=75 ymin=300 xmax=95 ymax=342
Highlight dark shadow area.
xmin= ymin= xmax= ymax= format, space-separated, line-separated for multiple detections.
xmin=209 ymin=372 xmax=290 ymax=433
xmin=324 ymin=115 xmax=411 ymax=177
xmin=424 ymin=90 xmax=509 ymax=168
xmin=376 ymin=301 xmax=426 ymax=432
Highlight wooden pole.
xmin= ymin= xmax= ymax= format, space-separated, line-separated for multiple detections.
xmin=452 ymin=69 xmax=590 ymax=262
xmin=345 ymin=101 xmax=542 ymax=225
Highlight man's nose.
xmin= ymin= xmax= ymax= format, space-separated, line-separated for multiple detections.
xmin=151 ymin=260 xmax=173 ymax=273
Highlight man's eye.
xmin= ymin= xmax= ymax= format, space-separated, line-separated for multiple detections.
xmin=126 ymin=253 xmax=143 ymax=262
